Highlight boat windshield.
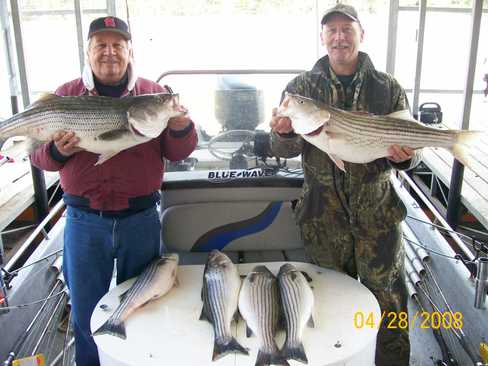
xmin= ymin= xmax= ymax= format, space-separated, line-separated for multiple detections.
xmin=157 ymin=70 xmax=303 ymax=173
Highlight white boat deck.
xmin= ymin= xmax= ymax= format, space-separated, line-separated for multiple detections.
xmin=420 ymin=133 xmax=488 ymax=229
xmin=0 ymin=144 xmax=59 ymax=257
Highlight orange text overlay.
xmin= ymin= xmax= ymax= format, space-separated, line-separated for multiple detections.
xmin=353 ymin=311 xmax=463 ymax=330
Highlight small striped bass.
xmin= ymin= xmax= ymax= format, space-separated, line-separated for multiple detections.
xmin=277 ymin=263 xmax=314 ymax=364
xmin=239 ymin=265 xmax=289 ymax=366
xmin=200 ymin=250 xmax=248 ymax=361
xmin=0 ymin=93 xmax=186 ymax=165
xmin=277 ymin=93 xmax=484 ymax=171
xmin=92 ymin=253 xmax=179 ymax=339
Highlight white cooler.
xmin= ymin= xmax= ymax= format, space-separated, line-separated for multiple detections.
xmin=91 ymin=261 xmax=380 ymax=366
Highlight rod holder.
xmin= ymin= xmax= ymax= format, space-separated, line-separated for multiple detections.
xmin=474 ymin=257 xmax=488 ymax=309
xmin=0 ymin=271 xmax=8 ymax=313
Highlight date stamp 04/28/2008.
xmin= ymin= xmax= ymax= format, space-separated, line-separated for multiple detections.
xmin=353 ymin=311 xmax=464 ymax=330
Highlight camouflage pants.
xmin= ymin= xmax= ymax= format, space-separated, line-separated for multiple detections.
xmin=300 ymin=217 xmax=410 ymax=366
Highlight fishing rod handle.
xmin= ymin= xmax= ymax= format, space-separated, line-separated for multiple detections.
xmin=474 ymin=257 xmax=488 ymax=309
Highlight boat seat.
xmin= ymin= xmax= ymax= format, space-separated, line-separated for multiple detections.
xmin=161 ymin=200 xmax=304 ymax=254
xmin=176 ymin=249 xmax=311 ymax=266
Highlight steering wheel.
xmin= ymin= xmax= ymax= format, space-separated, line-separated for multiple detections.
xmin=207 ymin=130 xmax=257 ymax=161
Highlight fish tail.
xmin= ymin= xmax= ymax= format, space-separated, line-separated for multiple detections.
xmin=451 ymin=130 xmax=484 ymax=169
xmin=281 ymin=342 xmax=309 ymax=364
xmin=92 ymin=318 xmax=126 ymax=339
xmin=212 ymin=337 xmax=249 ymax=361
xmin=255 ymin=349 xmax=290 ymax=366
xmin=455 ymin=130 xmax=484 ymax=146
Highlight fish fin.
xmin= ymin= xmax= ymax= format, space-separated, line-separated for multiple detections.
xmin=95 ymin=152 xmax=119 ymax=165
xmin=199 ymin=306 xmax=211 ymax=322
xmin=307 ymin=314 xmax=315 ymax=328
xmin=26 ymin=93 xmax=59 ymax=109
xmin=248 ymin=272 xmax=257 ymax=283
xmin=97 ymin=129 xmax=129 ymax=141
xmin=324 ymin=130 xmax=343 ymax=139
xmin=256 ymin=349 xmax=290 ymax=366
xmin=199 ymin=300 xmax=214 ymax=323
xmin=200 ymin=279 xmax=206 ymax=302
xmin=127 ymin=107 xmax=166 ymax=138
xmin=387 ymin=109 xmax=415 ymax=121
xmin=200 ymin=279 xmax=212 ymax=322
xmin=36 ymin=92 xmax=58 ymax=101
xmin=281 ymin=342 xmax=308 ymax=364
xmin=118 ymin=290 xmax=130 ymax=303
xmin=300 ymin=271 xmax=313 ymax=282
xmin=139 ymin=299 xmax=154 ymax=308
xmin=277 ymin=312 xmax=287 ymax=332
xmin=327 ymin=153 xmax=346 ymax=172
xmin=212 ymin=337 xmax=249 ymax=361
xmin=246 ymin=325 xmax=253 ymax=338
xmin=92 ymin=318 xmax=127 ymax=339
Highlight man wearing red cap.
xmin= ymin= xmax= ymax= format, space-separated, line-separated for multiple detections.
xmin=31 ymin=16 xmax=197 ymax=366
xmin=270 ymin=4 xmax=417 ymax=366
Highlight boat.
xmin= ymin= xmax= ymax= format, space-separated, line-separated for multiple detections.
xmin=0 ymin=70 xmax=487 ymax=366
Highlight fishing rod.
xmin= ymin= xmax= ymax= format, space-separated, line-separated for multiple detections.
xmin=403 ymin=223 xmax=485 ymax=365
xmin=2 ymin=255 xmax=65 ymax=365
xmin=405 ymin=272 xmax=458 ymax=365
xmin=419 ymin=265 xmax=482 ymax=365
xmin=61 ymin=312 xmax=74 ymax=366
xmin=0 ymin=268 xmax=8 ymax=312
xmin=2 ymin=280 xmax=64 ymax=365
xmin=417 ymin=295 xmax=457 ymax=363
xmin=406 ymin=215 xmax=488 ymax=257
xmin=31 ymin=286 xmax=67 ymax=356
xmin=398 ymin=171 xmax=476 ymax=262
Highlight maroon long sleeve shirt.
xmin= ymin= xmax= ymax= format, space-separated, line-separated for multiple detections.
xmin=30 ymin=77 xmax=197 ymax=211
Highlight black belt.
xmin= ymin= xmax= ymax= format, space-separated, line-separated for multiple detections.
xmin=63 ymin=192 xmax=160 ymax=218
xmin=75 ymin=206 xmax=152 ymax=218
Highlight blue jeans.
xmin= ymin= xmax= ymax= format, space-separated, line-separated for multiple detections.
xmin=63 ymin=206 xmax=162 ymax=366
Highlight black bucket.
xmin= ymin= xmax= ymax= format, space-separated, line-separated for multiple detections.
xmin=419 ymin=102 xmax=442 ymax=124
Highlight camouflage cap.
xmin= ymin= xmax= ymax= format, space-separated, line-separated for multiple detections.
xmin=87 ymin=16 xmax=131 ymax=40
xmin=321 ymin=3 xmax=360 ymax=26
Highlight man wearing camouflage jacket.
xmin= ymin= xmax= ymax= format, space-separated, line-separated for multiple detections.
xmin=270 ymin=4 xmax=421 ymax=366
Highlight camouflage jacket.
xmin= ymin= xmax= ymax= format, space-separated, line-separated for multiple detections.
xmin=270 ymin=52 xmax=421 ymax=229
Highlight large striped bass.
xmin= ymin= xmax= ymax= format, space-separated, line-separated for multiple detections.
xmin=276 ymin=93 xmax=484 ymax=171
xmin=200 ymin=250 xmax=249 ymax=361
xmin=239 ymin=265 xmax=289 ymax=366
xmin=0 ymin=93 xmax=186 ymax=165
xmin=92 ymin=253 xmax=179 ymax=339
xmin=277 ymin=263 xmax=314 ymax=364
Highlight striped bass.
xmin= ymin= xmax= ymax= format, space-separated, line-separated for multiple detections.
xmin=276 ymin=93 xmax=484 ymax=171
xmin=0 ymin=93 xmax=186 ymax=165
xmin=92 ymin=253 xmax=178 ymax=339
xmin=239 ymin=265 xmax=289 ymax=366
xmin=200 ymin=250 xmax=249 ymax=361
xmin=277 ymin=263 xmax=314 ymax=364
